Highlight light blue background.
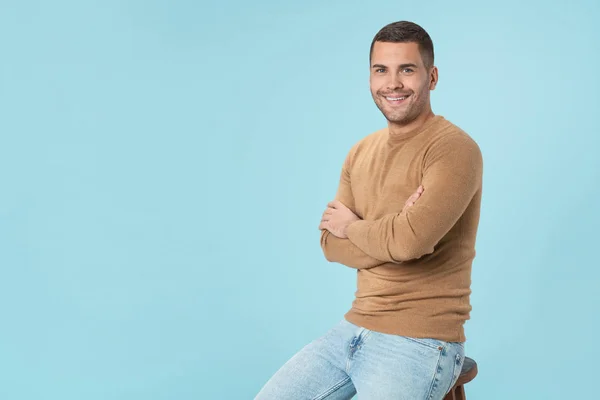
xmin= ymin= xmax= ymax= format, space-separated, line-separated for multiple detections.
xmin=1 ymin=0 xmax=598 ymax=399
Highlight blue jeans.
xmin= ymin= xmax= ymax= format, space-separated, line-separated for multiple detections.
xmin=255 ymin=319 xmax=465 ymax=400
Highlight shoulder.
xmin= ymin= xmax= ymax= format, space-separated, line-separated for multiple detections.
xmin=428 ymin=118 xmax=482 ymax=158
xmin=423 ymin=118 xmax=483 ymax=170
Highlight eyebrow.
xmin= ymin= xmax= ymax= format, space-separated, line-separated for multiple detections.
xmin=372 ymin=63 xmax=418 ymax=69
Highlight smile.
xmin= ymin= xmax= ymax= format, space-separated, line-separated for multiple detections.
xmin=384 ymin=94 xmax=410 ymax=104
xmin=386 ymin=96 xmax=408 ymax=100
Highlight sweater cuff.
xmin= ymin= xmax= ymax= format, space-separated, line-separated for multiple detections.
xmin=346 ymin=220 xmax=369 ymax=244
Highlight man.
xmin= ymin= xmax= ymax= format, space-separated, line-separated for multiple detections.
xmin=256 ymin=21 xmax=483 ymax=399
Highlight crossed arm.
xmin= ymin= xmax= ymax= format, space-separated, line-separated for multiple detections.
xmin=320 ymin=135 xmax=482 ymax=267
xmin=319 ymin=189 xmax=422 ymax=269
xmin=318 ymin=144 xmax=384 ymax=269
xmin=320 ymin=230 xmax=384 ymax=269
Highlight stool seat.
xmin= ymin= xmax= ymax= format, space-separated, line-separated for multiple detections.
xmin=444 ymin=356 xmax=478 ymax=400
xmin=456 ymin=357 xmax=477 ymax=385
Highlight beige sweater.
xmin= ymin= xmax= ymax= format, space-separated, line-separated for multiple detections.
xmin=320 ymin=115 xmax=483 ymax=342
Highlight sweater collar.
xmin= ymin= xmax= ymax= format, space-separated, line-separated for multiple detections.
xmin=386 ymin=114 xmax=444 ymax=144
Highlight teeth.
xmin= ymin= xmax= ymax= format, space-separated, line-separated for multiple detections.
xmin=387 ymin=96 xmax=407 ymax=101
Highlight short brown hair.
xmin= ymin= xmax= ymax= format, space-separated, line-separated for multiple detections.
xmin=369 ymin=21 xmax=435 ymax=69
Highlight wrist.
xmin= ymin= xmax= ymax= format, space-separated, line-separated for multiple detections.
xmin=344 ymin=219 xmax=359 ymax=235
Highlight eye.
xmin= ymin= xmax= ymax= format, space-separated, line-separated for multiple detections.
xmin=375 ymin=68 xmax=385 ymax=73
xmin=403 ymin=68 xmax=414 ymax=73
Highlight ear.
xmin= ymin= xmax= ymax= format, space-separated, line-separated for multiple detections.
xmin=429 ymin=66 xmax=439 ymax=90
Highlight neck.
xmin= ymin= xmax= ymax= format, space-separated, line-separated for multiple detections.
xmin=388 ymin=109 xmax=435 ymax=137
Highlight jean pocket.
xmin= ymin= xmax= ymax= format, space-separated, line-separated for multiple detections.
xmin=402 ymin=336 xmax=446 ymax=352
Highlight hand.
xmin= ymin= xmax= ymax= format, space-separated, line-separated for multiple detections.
xmin=318 ymin=200 xmax=361 ymax=239
xmin=402 ymin=185 xmax=424 ymax=213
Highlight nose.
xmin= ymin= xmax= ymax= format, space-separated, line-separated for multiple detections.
xmin=387 ymin=73 xmax=404 ymax=91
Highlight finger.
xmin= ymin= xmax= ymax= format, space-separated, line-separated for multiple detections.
xmin=327 ymin=200 xmax=339 ymax=209
xmin=330 ymin=200 xmax=347 ymax=209
xmin=409 ymin=187 xmax=424 ymax=202
xmin=406 ymin=193 xmax=418 ymax=204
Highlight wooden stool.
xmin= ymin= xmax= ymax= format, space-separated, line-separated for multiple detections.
xmin=444 ymin=357 xmax=477 ymax=400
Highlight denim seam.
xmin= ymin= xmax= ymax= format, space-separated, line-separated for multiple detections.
xmin=359 ymin=329 xmax=373 ymax=346
xmin=426 ymin=350 xmax=444 ymax=400
xmin=312 ymin=376 xmax=352 ymax=400
xmin=403 ymin=336 xmax=444 ymax=351
xmin=345 ymin=330 xmax=374 ymax=373
xmin=445 ymin=353 xmax=464 ymax=395
xmin=345 ymin=353 xmax=351 ymax=374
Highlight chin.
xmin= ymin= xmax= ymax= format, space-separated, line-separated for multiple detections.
xmin=385 ymin=112 xmax=409 ymax=123
xmin=387 ymin=113 xmax=417 ymax=125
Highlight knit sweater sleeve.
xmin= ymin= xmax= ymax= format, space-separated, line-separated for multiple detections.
xmin=345 ymin=134 xmax=483 ymax=263
xmin=320 ymin=145 xmax=387 ymax=269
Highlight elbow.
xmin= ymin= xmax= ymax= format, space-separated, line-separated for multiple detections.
xmin=407 ymin=246 xmax=435 ymax=261
xmin=391 ymin=240 xmax=435 ymax=262
xmin=322 ymin=248 xmax=334 ymax=262
xmin=320 ymin=237 xmax=331 ymax=261
xmin=320 ymin=231 xmax=334 ymax=262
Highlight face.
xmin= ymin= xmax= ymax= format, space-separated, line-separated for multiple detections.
xmin=369 ymin=41 xmax=438 ymax=127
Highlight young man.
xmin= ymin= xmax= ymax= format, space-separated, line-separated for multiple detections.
xmin=256 ymin=21 xmax=483 ymax=400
